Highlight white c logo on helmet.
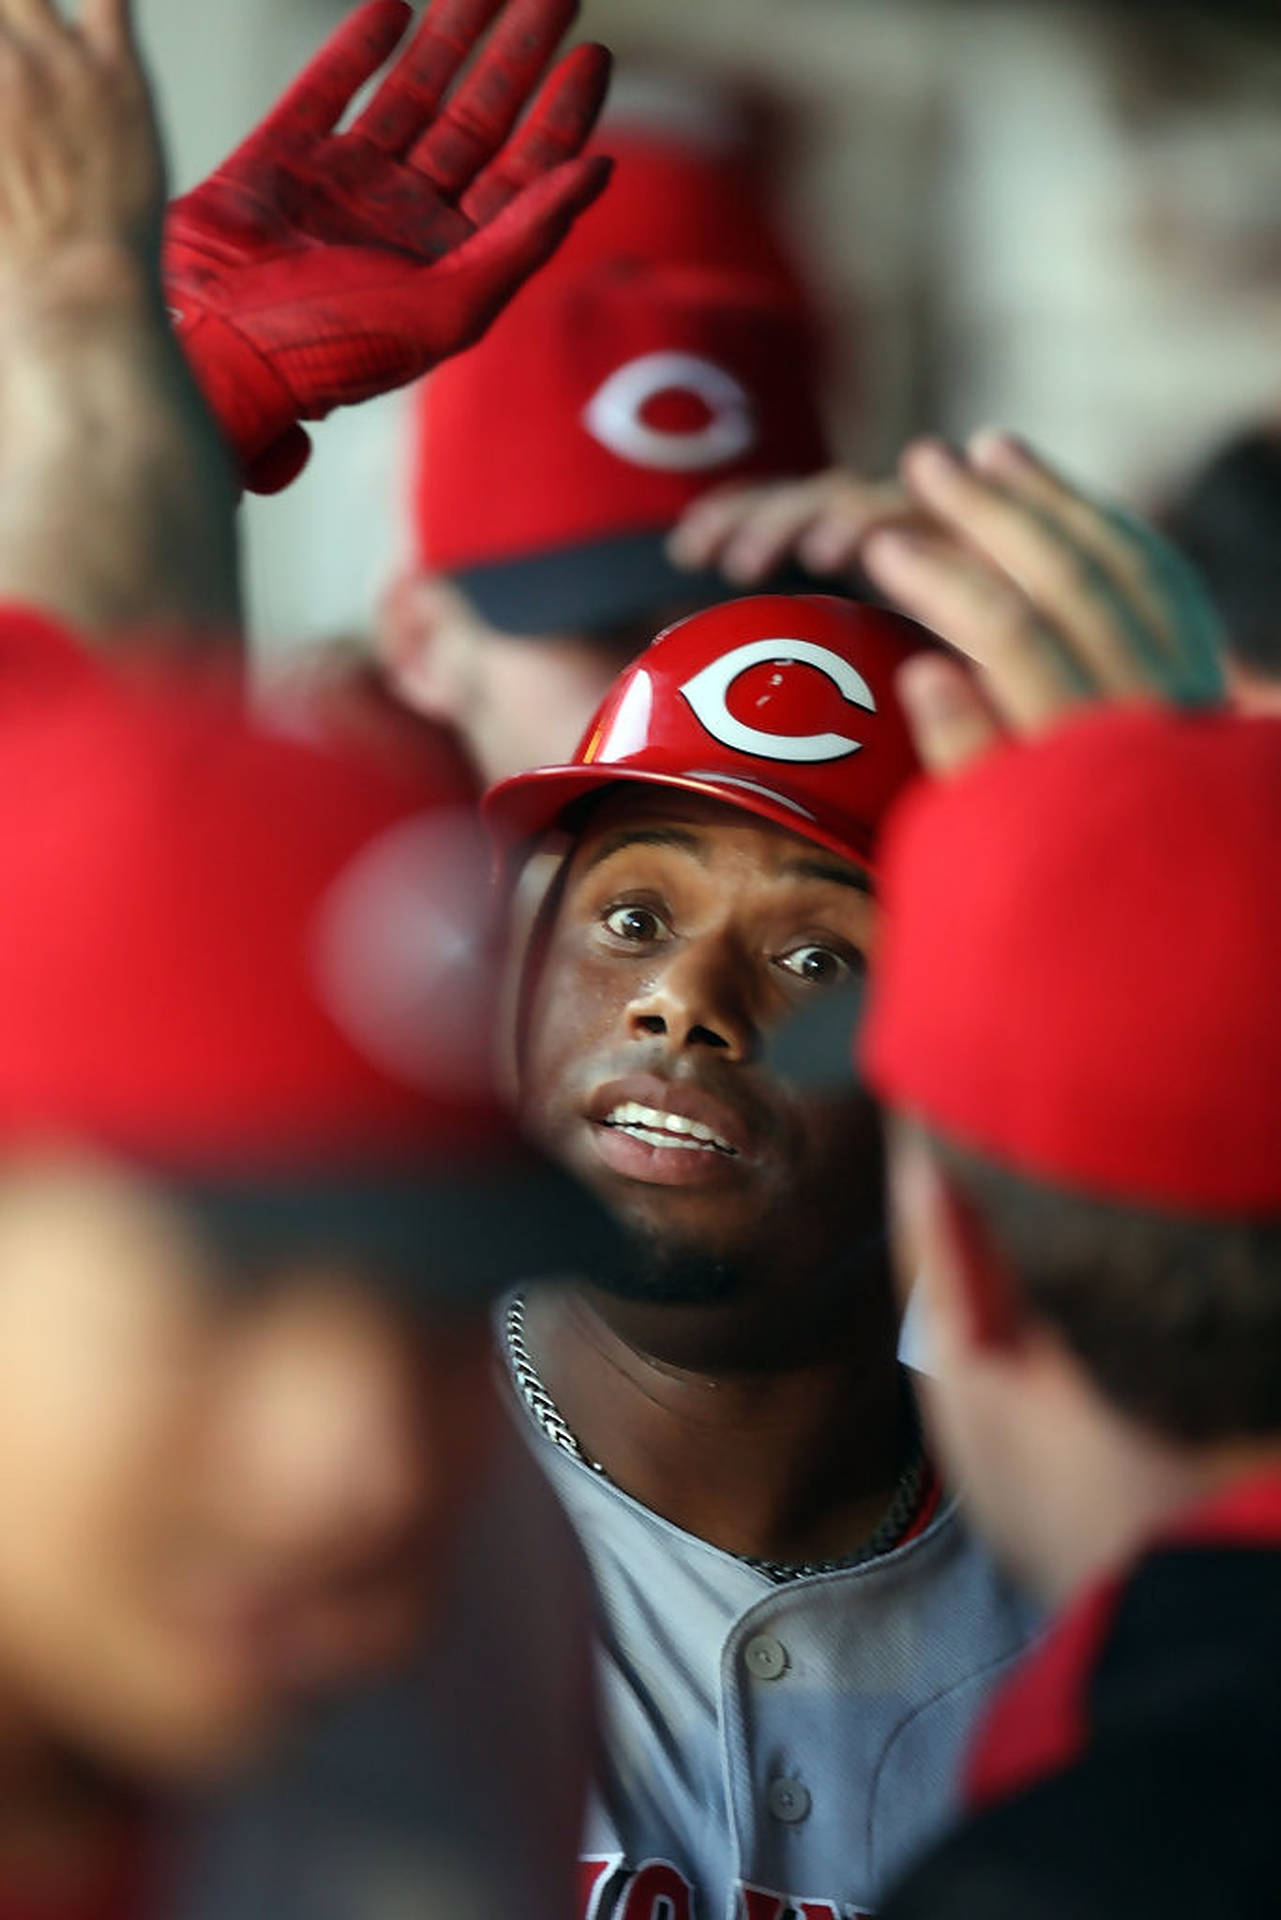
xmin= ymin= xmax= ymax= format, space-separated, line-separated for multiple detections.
xmin=680 ymin=639 xmax=876 ymax=763
xmin=583 ymin=352 xmax=756 ymax=472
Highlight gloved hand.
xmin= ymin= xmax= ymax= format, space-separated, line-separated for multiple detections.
xmin=166 ymin=0 xmax=611 ymax=493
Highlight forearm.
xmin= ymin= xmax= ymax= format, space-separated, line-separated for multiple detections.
xmin=0 ymin=251 xmax=243 ymax=642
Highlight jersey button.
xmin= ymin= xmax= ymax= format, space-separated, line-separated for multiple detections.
xmin=767 ymin=1777 xmax=811 ymax=1824
xmin=744 ymin=1634 xmax=788 ymax=1680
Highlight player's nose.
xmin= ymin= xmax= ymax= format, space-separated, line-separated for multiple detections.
xmin=625 ymin=933 xmax=760 ymax=1062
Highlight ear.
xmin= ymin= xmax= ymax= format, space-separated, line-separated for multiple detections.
xmin=936 ymin=1171 xmax=1025 ymax=1353
xmin=889 ymin=1124 xmax=1024 ymax=1360
xmin=375 ymin=571 xmax=475 ymax=726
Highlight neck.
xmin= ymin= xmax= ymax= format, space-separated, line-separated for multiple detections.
xmin=1021 ymin=1394 xmax=1281 ymax=1609
xmin=519 ymin=1257 xmax=911 ymax=1563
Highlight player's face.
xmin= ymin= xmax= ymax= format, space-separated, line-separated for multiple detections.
xmin=463 ymin=623 xmax=641 ymax=785
xmin=520 ymin=790 xmax=883 ymax=1299
xmin=0 ymin=1157 xmax=497 ymax=1778
xmin=886 ymin=1124 xmax=1049 ymax=1593
xmin=384 ymin=577 xmax=698 ymax=785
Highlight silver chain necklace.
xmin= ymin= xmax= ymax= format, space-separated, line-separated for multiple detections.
xmin=502 ymin=1292 xmax=928 ymax=1586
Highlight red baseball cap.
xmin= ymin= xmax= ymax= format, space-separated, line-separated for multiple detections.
xmin=484 ymin=595 xmax=942 ymax=874
xmin=862 ymin=705 xmax=1281 ymax=1216
xmin=411 ymin=128 xmax=830 ymax=637
xmin=0 ymin=622 xmax=630 ymax=1297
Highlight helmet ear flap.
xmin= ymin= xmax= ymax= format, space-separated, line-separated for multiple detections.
xmin=496 ymin=838 xmax=575 ymax=1103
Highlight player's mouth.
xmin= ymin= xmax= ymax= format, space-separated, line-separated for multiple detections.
xmin=585 ymin=1077 xmax=751 ymax=1188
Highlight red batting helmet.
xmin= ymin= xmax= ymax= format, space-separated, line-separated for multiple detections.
xmin=483 ymin=595 xmax=942 ymax=873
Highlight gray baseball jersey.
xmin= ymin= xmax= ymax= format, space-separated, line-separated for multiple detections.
xmin=516 ymin=1404 xmax=1039 ymax=1920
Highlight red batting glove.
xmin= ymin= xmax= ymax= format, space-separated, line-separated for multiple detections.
xmin=166 ymin=0 xmax=612 ymax=494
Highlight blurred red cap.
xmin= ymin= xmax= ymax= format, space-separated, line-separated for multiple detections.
xmin=0 ymin=617 xmax=631 ymax=1294
xmin=0 ymin=649 xmax=494 ymax=1175
xmin=411 ymin=129 xmax=830 ymax=636
xmin=862 ymin=706 xmax=1281 ymax=1215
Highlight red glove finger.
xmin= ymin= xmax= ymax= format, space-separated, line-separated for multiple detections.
xmin=460 ymin=40 xmax=610 ymax=228
xmin=408 ymin=0 xmax=578 ymax=199
xmin=348 ymin=0 xmax=506 ymax=156
xmin=237 ymin=0 xmax=409 ymax=151
xmin=427 ymin=150 xmax=610 ymax=342
xmin=245 ymin=425 xmax=313 ymax=496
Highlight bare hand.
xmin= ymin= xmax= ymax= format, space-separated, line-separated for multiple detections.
xmin=0 ymin=0 xmax=162 ymax=304
xmin=0 ymin=0 xmax=240 ymax=637
xmin=667 ymin=466 xmax=919 ymax=588
xmin=860 ymin=431 xmax=1226 ymax=775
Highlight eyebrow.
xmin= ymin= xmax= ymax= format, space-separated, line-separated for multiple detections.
xmin=580 ymin=830 xmax=871 ymax=895
xmin=582 ymin=826 xmax=707 ymax=874
xmin=780 ymin=856 xmax=872 ymax=896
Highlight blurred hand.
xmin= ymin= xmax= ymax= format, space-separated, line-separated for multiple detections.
xmin=0 ymin=0 xmax=241 ymax=636
xmin=166 ymin=0 xmax=612 ymax=493
xmin=861 ymin=431 xmax=1226 ymax=775
xmin=667 ymin=466 xmax=918 ymax=588
xmin=0 ymin=0 xmax=162 ymax=308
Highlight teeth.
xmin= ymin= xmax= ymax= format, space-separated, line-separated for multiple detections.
xmin=602 ymin=1100 xmax=736 ymax=1155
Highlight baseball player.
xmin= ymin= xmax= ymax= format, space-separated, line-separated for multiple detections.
xmin=0 ymin=624 xmax=640 ymax=1920
xmin=482 ymin=592 xmax=1039 ymax=1920
xmin=379 ymin=114 xmax=834 ymax=784
xmin=0 ymin=8 xmax=630 ymax=1911
xmin=862 ymin=701 xmax=1281 ymax=1920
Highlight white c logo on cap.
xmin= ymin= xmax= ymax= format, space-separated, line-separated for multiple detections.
xmin=583 ymin=352 xmax=756 ymax=472
xmin=680 ymin=639 xmax=876 ymax=763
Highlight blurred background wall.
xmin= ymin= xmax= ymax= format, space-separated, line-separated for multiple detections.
xmin=135 ymin=0 xmax=1281 ymax=653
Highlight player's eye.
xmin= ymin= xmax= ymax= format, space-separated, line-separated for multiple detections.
xmin=603 ymin=902 xmax=670 ymax=944
xmin=775 ymin=942 xmax=855 ymax=987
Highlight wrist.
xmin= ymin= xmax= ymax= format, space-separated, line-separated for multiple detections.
xmin=0 ymin=241 xmax=162 ymax=344
xmin=174 ymin=307 xmax=299 ymax=470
